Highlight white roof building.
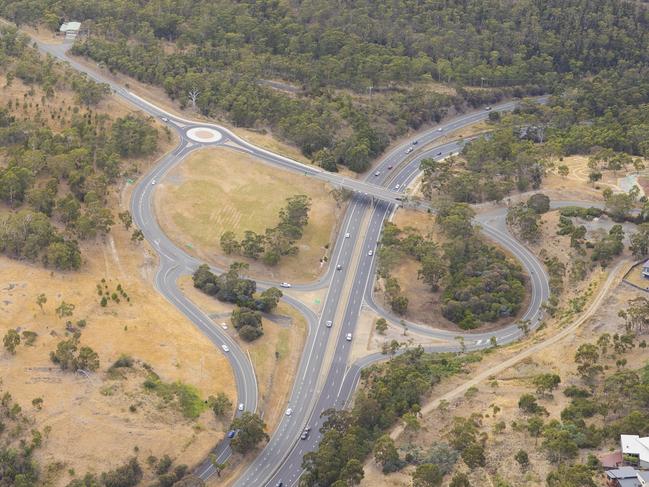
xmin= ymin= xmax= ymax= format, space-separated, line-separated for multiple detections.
xmin=59 ymin=21 xmax=81 ymax=33
xmin=621 ymin=435 xmax=649 ymax=468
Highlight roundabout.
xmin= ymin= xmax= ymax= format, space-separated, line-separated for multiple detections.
xmin=186 ymin=126 xmax=223 ymax=143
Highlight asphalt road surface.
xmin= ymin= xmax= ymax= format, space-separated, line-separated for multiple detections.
xmin=28 ymin=35 xmax=556 ymax=487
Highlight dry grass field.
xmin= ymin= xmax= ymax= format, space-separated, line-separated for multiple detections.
xmin=0 ymin=223 xmax=236 ymax=486
xmin=155 ymin=147 xmax=341 ymax=283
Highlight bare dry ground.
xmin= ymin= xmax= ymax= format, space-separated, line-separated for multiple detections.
xmin=155 ymin=147 xmax=341 ymax=283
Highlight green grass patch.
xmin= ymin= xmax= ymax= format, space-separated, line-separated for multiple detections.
xmin=143 ymin=372 xmax=206 ymax=419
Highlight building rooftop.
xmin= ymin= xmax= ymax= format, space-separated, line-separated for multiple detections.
xmin=607 ymin=466 xmax=642 ymax=479
xmin=622 ymin=435 xmax=649 ymax=464
xmin=59 ymin=21 xmax=81 ymax=32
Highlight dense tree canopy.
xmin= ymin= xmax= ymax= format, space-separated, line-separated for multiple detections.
xmin=5 ymin=0 xmax=648 ymax=171
xmin=0 ymin=26 xmax=159 ymax=269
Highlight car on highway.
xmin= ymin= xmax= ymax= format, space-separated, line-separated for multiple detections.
xmin=345 ymin=333 xmax=353 ymax=341
xmin=161 ymin=116 xmax=169 ymax=122
xmin=394 ymin=184 xmax=400 ymax=189
xmin=485 ymin=106 xmax=492 ymax=111
xmin=413 ymin=140 xmax=419 ymax=145
xmin=285 ymin=408 xmax=293 ymax=416
xmin=368 ymin=249 xmax=373 ymax=256
xmin=238 ymin=403 xmax=244 ymax=411
xmin=300 ymin=429 xmax=310 ymax=440
xmin=276 ymin=483 xmax=283 ymax=487
xmin=325 ymin=320 xmax=332 ymax=328
xmin=387 ymin=165 xmax=393 ymax=170
xmin=437 ymin=127 xmax=443 ymax=132
xmin=405 ymin=147 xmax=413 ymax=154
xmin=280 ymin=282 xmax=291 ymax=288
xmin=221 ymin=344 xmax=230 ymax=353
xmin=345 ymin=232 xmax=350 ymax=238
xmin=221 ymin=323 xmax=228 ymax=330
xmin=227 ymin=430 xmax=237 ymax=439
xmin=336 ymin=264 xmax=343 ymax=270
xmin=374 ymin=171 xmax=381 ymax=176
xmin=437 ymin=151 xmax=442 ymax=156
xmin=151 ymin=179 xmax=156 ymax=185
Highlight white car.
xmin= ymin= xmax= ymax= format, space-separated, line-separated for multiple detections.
xmin=345 ymin=233 xmax=350 ymax=238
xmin=374 ymin=171 xmax=381 ymax=176
xmin=368 ymin=250 xmax=373 ymax=256
xmin=485 ymin=106 xmax=492 ymax=111
xmin=221 ymin=323 xmax=228 ymax=330
xmin=437 ymin=127 xmax=443 ymax=132
xmin=151 ymin=180 xmax=156 ymax=185
xmin=395 ymin=184 xmax=400 ymax=189
xmin=238 ymin=403 xmax=244 ymax=411
xmin=280 ymin=282 xmax=291 ymax=288
xmin=345 ymin=333 xmax=352 ymax=341
xmin=161 ymin=117 xmax=169 ymax=122
xmin=285 ymin=408 xmax=293 ymax=416
xmin=221 ymin=344 xmax=230 ymax=353
xmin=406 ymin=147 xmax=413 ymax=154
xmin=325 ymin=320 xmax=332 ymax=328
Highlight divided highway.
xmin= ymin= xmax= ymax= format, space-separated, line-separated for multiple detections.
xmin=28 ymin=35 xmax=553 ymax=487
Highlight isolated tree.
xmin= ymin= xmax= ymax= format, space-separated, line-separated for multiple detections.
xmin=208 ymin=392 xmax=232 ymax=417
xmin=220 ymin=231 xmax=240 ymax=255
xmin=527 ymin=193 xmax=551 ymax=214
xmin=375 ymin=318 xmax=388 ymax=335
xmin=547 ymin=464 xmax=596 ymax=487
xmin=629 ymin=224 xmax=649 ymax=259
xmin=76 ymin=346 xmax=100 ymax=371
xmin=532 ymin=373 xmax=561 ymax=397
xmin=229 ymin=412 xmax=268 ymax=453
xmin=418 ymin=252 xmax=446 ymax=291
xmin=3 ymin=329 xmax=20 ymax=354
xmin=574 ymin=343 xmax=602 ymax=383
xmin=588 ymin=170 xmax=602 ymax=186
xmin=449 ymin=472 xmax=472 ymax=487
xmin=461 ymin=442 xmax=486 ymax=469
xmin=514 ymin=450 xmax=529 ymax=470
xmin=36 ymin=293 xmax=47 ymax=313
xmin=557 ymin=165 xmax=569 ymax=178
xmin=518 ymin=320 xmax=530 ymax=336
xmin=518 ymin=394 xmax=542 ymax=414
xmin=55 ymin=301 xmax=75 ymax=318
xmin=131 ymin=229 xmax=144 ymax=242
xmin=209 ymin=454 xmax=228 ymax=477
xmin=412 ymin=463 xmax=443 ymax=487
xmin=391 ymin=295 xmax=409 ymax=315
xmin=118 ymin=210 xmax=133 ymax=230
xmin=31 ymin=397 xmax=43 ymax=410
